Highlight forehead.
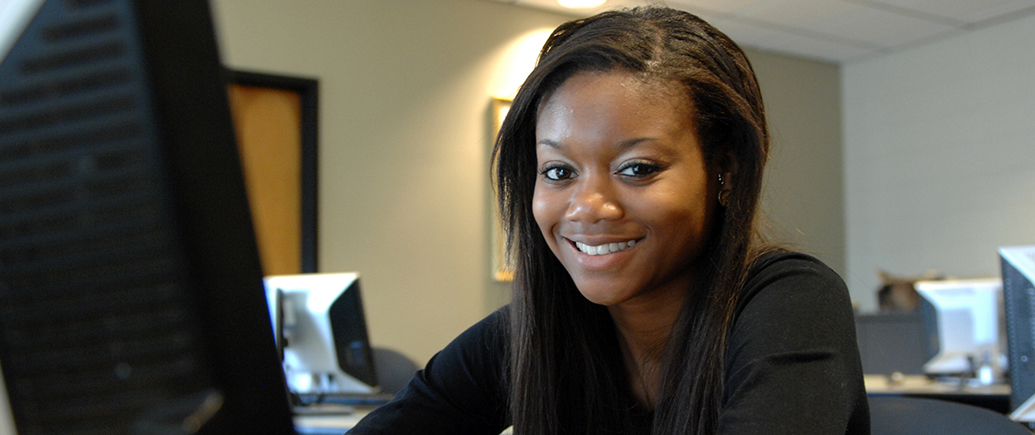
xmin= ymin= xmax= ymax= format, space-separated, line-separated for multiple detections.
xmin=535 ymin=71 xmax=696 ymax=145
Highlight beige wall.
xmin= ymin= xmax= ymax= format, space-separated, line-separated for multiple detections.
xmin=843 ymin=12 xmax=1035 ymax=312
xmin=751 ymin=50 xmax=844 ymax=276
xmin=212 ymin=0 xmax=845 ymax=364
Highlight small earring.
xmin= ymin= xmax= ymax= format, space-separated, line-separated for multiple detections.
xmin=717 ymin=173 xmax=730 ymax=207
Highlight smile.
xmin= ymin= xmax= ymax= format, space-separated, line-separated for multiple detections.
xmin=573 ymin=239 xmax=638 ymax=256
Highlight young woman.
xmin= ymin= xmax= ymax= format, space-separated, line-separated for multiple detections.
xmin=351 ymin=7 xmax=868 ymax=435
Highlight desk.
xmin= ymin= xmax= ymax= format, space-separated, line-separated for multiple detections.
xmin=292 ymin=408 xmax=515 ymax=434
xmin=865 ymin=374 xmax=1012 ymax=413
xmin=293 ymin=407 xmax=372 ymax=435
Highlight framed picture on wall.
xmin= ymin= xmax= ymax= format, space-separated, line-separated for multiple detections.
xmin=227 ymin=70 xmax=319 ymax=275
xmin=491 ymin=97 xmax=514 ymax=282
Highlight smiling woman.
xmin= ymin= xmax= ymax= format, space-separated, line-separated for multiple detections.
xmin=349 ymin=6 xmax=868 ymax=435
xmin=532 ymin=72 xmax=714 ymax=313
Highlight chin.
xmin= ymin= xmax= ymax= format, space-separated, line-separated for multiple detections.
xmin=574 ymin=283 xmax=633 ymax=307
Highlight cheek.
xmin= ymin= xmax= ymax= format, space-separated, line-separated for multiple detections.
xmin=532 ymin=184 xmax=564 ymax=251
xmin=636 ymin=192 xmax=711 ymax=247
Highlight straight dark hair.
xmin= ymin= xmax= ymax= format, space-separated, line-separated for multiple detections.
xmin=493 ymin=7 xmax=771 ymax=434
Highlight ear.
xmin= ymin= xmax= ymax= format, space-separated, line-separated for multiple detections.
xmin=717 ymin=151 xmax=738 ymax=187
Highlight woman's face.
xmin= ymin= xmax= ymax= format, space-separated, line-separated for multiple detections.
xmin=533 ymin=71 xmax=718 ymax=308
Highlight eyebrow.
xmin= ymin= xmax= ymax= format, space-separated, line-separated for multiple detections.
xmin=536 ymin=139 xmax=561 ymax=149
xmin=536 ymin=137 xmax=660 ymax=150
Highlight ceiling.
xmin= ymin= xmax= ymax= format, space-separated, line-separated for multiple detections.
xmin=488 ymin=0 xmax=1035 ymax=63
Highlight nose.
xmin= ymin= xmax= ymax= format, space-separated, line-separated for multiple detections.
xmin=564 ymin=175 xmax=622 ymax=223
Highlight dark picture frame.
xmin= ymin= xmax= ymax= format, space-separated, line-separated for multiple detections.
xmin=227 ymin=69 xmax=319 ymax=274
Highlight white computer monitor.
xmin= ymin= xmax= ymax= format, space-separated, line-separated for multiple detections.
xmin=263 ymin=273 xmax=379 ymax=396
xmin=915 ymin=278 xmax=1005 ymax=381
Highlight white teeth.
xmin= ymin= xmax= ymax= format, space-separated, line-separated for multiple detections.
xmin=574 ymin=239 xmax=637 ymax=256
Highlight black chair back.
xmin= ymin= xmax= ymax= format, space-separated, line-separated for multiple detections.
xmin=869 ymin=396 xmax=1032 ymax=435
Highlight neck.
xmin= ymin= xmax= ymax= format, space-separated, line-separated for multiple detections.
xmin=608 ymin=281 xmax=685 ymax=356
xmin=608 ymin=287 xmax=685 ymax=409
xmin=610 ymin=306 xmax=676 ymax=361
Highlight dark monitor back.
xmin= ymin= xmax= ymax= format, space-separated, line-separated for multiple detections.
xmin=0 ymin=0 xmax=295 ymax=433
xmin=855 ymin=312 xmax=929 ymax=375
xmin=1002 ymin=247 xmax=1035 ymax=412
xmin=329 ymin=279 xmax=378 ymax=388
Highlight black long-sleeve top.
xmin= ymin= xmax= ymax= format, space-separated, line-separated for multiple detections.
xmin=349 ymin=251 xmax=870 ymax=434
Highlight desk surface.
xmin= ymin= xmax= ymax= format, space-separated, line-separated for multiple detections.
xmin=865 ymin=374 xmax=1010 ymax=396
xmin=292 ymin=378 xmax=1009 ymax=433
xmin=865 ymin=374 xmax=1012 ymax=414
xmin=293 ymin=408 xmax=372 ymax=434
xmin=292 ymin=408 xmax=515 ymax=434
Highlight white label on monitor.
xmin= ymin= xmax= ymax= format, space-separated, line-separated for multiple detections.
xmin=0 ymin=361 xmax=17 ymax=435
xmin=0 ymin=0 xmax=45 ymax=64
xmin=1001 ymin=246 xmax=1035 ymax=285
xmin=1011 ymin=391 xmax=1035 ymax=422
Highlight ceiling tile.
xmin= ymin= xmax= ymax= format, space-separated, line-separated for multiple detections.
xmin=737 ymin=0 xmax=958 ymax=48
xmin=741 ymin=0 xmax=861 ymax=27
xmin=814 ymin=6 xmax=960 ymax=47
xmin=488 ymin=0 xmax=1035 ymax=63
xmin=705 ymin=15 xmax=878 ymax=62
xmin=670 ymin=0 xmax=786 ymax=15
xmin=858 ymin=0 xmax=1035 ymax=25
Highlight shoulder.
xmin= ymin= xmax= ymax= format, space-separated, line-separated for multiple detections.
xmin=737 ymin=250 xmax=850 ymax=315
xmin=730 ymin=250 xmax=856 ymax=353
xmin=430 ymin=306 xmax=510 ymax=379
xmin=451 ymin=305 xmax=510 ymax=346
xmin=350 ymin=308 xmax=512 ymax=434
xmin=744 ymin=250 xmax=845 ymax=291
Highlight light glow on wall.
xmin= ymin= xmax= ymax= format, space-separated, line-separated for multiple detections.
xmin=489 ymin=28 xmax=553 ymax=99
xmin=558 ymin=0 xmax=606 ymax=9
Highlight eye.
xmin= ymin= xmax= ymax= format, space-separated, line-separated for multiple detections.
xmin=616 ymin=161 xmax=661 ymax=179
xmin=541 ymin=164 xmax=575 ymax=181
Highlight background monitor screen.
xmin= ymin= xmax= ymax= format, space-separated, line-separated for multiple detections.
xmin=264 ymin=273 xmax=379 ymax=397
xmin=914 ymin=278 xmax=1005 ymax=381
xmin=0 ymin=0 xmax=295 ymax=433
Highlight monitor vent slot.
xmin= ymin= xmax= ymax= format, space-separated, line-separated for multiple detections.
xmin=42 ymin=14 xmax=120 ymax=42
xmin=18 ymin=40 xmax=126 ymax=74
xmin=1 ymin=67 xmax=132 ymax=106
xmin=1028 ymin=287 xmax=1035 ymax=352
xmin=0 ymin=120 xmax=142 ymax=160
xmin=0 ymin=94 xmax=136 ymax=134
xmin=65 ymin=0 xmax=117 ymax=9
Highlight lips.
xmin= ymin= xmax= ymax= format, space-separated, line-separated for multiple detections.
xmin=572 ymin=239 xmax=638 ymax=256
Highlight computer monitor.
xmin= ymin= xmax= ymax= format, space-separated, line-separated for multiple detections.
xmin=914 ymin=278 xmax=1006 ymax=382
xmin=1000 ymin=246 xmax=1035 ymax=422
xmin=264 ymin=273 xmax=379 ymax=397
xmin=0 ymin=0 xmax=295 ymax=433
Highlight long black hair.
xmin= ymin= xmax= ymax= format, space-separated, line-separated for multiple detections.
xmin=493 ymin=7 xmax=771 ymax=434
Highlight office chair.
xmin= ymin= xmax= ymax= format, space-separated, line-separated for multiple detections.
xmin=869 ymin=396 xmax=1032 ymax=435
xmin=373 ymin=347 xmax=420 ymax=395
